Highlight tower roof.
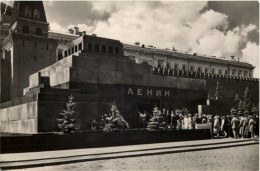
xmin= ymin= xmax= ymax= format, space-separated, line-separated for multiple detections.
xmin=12 ymin=1 xmax=47 ymax=23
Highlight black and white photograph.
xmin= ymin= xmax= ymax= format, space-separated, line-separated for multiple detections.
xmin=0 ymin=0 xmax=259 ymax=170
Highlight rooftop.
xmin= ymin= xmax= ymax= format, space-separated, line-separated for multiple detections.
xmin=124 ymin=43 xmax=254 ymax=69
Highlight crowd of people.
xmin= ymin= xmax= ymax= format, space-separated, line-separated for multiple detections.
xmin=212 ymin=114 xmax=259 ymax=139
xmin=139 ymin=108 xmax=259 ymax=139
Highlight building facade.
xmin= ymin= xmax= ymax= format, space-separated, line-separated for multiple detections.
xmin=123 ymin=44 xmax=254 ymax=78
xmin=1 ymin=1 xmax=58 ymax=102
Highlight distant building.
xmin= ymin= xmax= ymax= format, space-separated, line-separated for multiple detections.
xmin=123 ymin=44 xmax=254 ymax=78
xmin=1 ymin=1 xmax=58 ymax=101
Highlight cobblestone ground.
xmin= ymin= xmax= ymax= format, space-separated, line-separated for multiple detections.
xmin=20 ymin=144 xmax=258 ymax=171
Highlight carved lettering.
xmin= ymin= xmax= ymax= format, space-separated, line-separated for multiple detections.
xmin=128 ymin=88 xmax=134 ymax=95
xmin=137 ymin=89 xmax=143 ymax=96
xmin=147 ymin=89 xmax=153 ymax=96
xmin=156 ymin=90 xmax=161 ymax=96
xmin=165 ymin=90 xmax=170 ymax=97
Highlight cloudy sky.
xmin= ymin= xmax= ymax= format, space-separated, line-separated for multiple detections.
xmin=43 ymin=1 xmax=259 ymax=77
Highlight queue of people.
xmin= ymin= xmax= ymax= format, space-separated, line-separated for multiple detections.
xmin=139 ymin=108 xmax=259 ymax=139
xmin=211 ymin=114 xmax=259 ymax=139
xmin=139 ymin=108 xmax=207 ymax=130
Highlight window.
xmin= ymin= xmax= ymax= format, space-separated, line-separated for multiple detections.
xmin=22 ymin=26 xmax=30 ymax=34
xmin=64 ymin=50 xmax=68 ymax=57
xmin=108 ymin=46 xmax=113 ymax=54
xmin=45 ymin=44 xmax=48 ymax=50
xmin=34 ymin=9 xmax=40 ymax=19
xmin=198 ymin=66 xmax=202 ymax=72
xmin=115 ymin=47 xmax=119 ymax=54
xmin=225 ymin=70 xmax=228 ymax=75
xmin=94 ymin=44 xmax=99 ymax=52
xmin=102 ymin=45 xmax=106 ymax=53
xmin=244 ymin=71 xmax=247 ymax=77
xmin=25 ymin=7 xmax=31 ymax=17
xmin=72 ymin=47 xmax=74 ymax=54
xmin=212 ymin=68 xmax=215 ymax=74
xmin=219 ymin=69 xmax=222 ymax=75
xmin=75 ymin=45 xmax=78 ymax=52
xmin=58 ymin=53 xmax=62 ymax=60
xmin=183 ymin=65 xmax=187 ymax=71
xmin=190 ymin=66 xmax=194 ymax=72
xmin=232 ymin=69 xmax=236 ymax=76
xmin=157 ymin=60 xmax=163 ymax=68
xmin=166 ymin=62 xmax=171 ymax=68
xmin=68 ymin=49 xmax=71 ymax=55
xmin=249 ymin=73 xmax=252 ymax=78
xmin=238 ymin=70 xmax=241 ymax=77
xmin=79 ymin=43 xmax=82 ymax=50
xmin=35 ymin=28 xmax=42 ymax=36
xmin=88 ymin=43 xmax=92 ymax=52
xmin=205 ymin=68 xmax=208 ymax=73
xmin=174 ymin=63 xmax=178 ymax=70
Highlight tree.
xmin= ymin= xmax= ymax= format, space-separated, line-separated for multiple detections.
xmin=243 ymin=87 xmax=252 ymax=112
xmin=57 ymin=95 xmax=78 ymax=134
xmin=230 ymin=107 xmax=237 ymax=116
xmin=237 ymin=100 xmax=244 ymax=116
xmin=215 ymin=81 xmax=223 ymax=100
xmin=252 ymin=105 xmax=259 ymax=115
xmin=234 ymin=94 xmax=240 ymax=105
xmin=147 ymin=107 xmax=167 ymax=131
xmin=103 ymin=105 xmax=129 ymax=132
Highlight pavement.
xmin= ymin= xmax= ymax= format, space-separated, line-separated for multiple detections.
xmin=0 ymin=138 xmax=258 ymax=170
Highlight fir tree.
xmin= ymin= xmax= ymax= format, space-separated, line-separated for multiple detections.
xmin=103 ymin=105 xmax=129 ymax=132
xmin=147 ymin=107 xmax=167 ymax=131
xmin=234 ymin=94 xmax=240 ymax=105
xmin=243 ymin=87 xmax=252 ymax=112
xmin=215 ymin=81 xmax=223 ymax=99
xmin=252 ymin=105 xmax=259 ymax=115
xmin=57 ymin=95 xmax=78 ymax=134
xmin=230 ymin=107 xmax=237 ymax=116
xmin=237 ymin=100 xmax=244 ymax=116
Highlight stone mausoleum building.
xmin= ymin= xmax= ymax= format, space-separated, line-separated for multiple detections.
xmin=0 ymin=1 xmax=258 ymax=133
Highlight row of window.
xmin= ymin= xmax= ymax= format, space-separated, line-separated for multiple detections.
xmin=22 ymin=25 xmax=43 ymax=36
xmin=87 ymin=43 xmax=120 ymax=55
xmin=155 ymin=65 xmax=252 ymax=78
xmin=25 ymin=7 xmax=40 ymax=19
xmin=156 ymin=62 xmax=252 ymax=78
xmin=64 ymin=43 xmax=82 ymax=57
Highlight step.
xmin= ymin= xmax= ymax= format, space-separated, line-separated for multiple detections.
xmin=0 ymin=138 xmax=258 ymax=169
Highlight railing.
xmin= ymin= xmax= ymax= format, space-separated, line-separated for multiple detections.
xmin=152 ymin=67 xmax=259 ymax=82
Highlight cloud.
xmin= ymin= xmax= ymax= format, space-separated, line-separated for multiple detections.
xmin=45 ymin=1 xmax=259 ymax=77
xmin=242 ymin=42 xmax=259 ymax=77
xmin=49 ymin=22 xmax=67 ymax=33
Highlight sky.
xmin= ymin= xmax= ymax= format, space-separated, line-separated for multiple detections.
xmin=43 ymin=1 xmax=259 ymax=77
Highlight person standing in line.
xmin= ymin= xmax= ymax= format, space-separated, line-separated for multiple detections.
xmin=249 ymin=116 xmax=255 ymax=139
xmin=188 ymin=114 xmax=193 ymax=129
xmin=226 ymin=115 xmax=232 ymax=137
xmin=231 ymin=115 xmax=239 ymax=138
xmin=183 ymin=115 xmax=189 ymax=129
xmin=243 ymin=115 xmax=249 ymax=138
xmin=177 ymin=113 xmax=182 ymax=130
xmin=239 ymin=115 xmax=246 ymax=138
xmin=255 ymin=115 xmax=259 ymax=138
xmin=214 ymin=115 xmax=220 ymax=136
xmin=221 ymin=116 xmax=227 ymax=137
